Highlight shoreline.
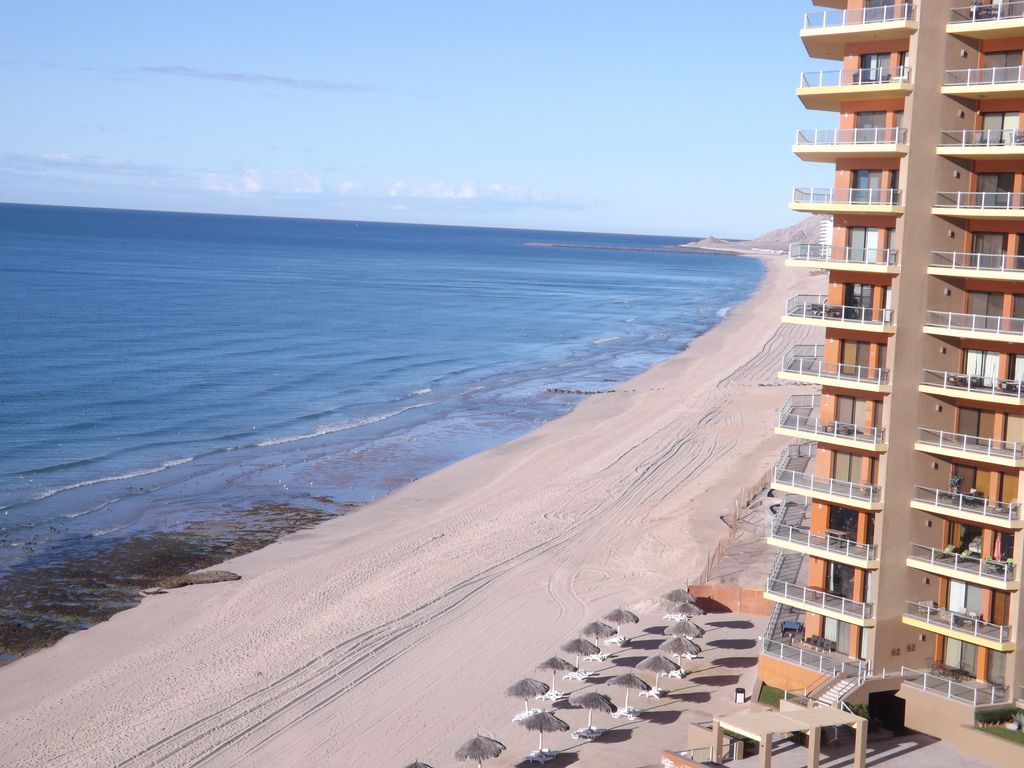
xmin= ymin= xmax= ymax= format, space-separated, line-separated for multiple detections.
xmin=0 ymin=250 xmax=822 ymax=767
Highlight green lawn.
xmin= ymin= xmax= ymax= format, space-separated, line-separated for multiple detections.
xmin=758 ymin=684 xmax=784 ymax=709
xmin=980 ymin=726 xmax=1024 ymax=745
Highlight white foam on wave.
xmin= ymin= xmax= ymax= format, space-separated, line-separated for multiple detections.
xmin=411 ymin=387 xmax=432 ymax=395
xmin=22 ymin=457 xmax=195 ymax=506
xmin=592 ymin=336 xmax=621 ymax=345
xmin=255 ymin=402 xmax=435 ymax=448
xmin=716 ymin=304 xmax=735 ymax=319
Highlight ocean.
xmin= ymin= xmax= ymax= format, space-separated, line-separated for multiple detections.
xmin=0 ymin=203 xmax=762 ymax=658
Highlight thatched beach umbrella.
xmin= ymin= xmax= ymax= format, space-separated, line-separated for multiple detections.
xmin=669 ymin=618 xmax=705 ymax=638
xmin=603 ymin=608 xmax=640 ymax=636
xmin=569 ymin=691 xmax=615 ymax=733
xmin=666 ymin=601 xmax=705 ymax=617
xmin=607 ymin=672 xmax=651 ymax=711
xmin=637 ymin=655 xmax=679 ymax=690
xmin=454 ymin=735 xmax=505 ymax=768
xmin=659 ymin=636 xmax=701 ymax=659
xmin=536 ymin=657 xmax=576 ymax=691
xmin=403 ymin=762 xmax=433 ymax=768
xmin=518 ymin=711 xmax=570 ymax=754
xmin=663 ymin=587 xmax=695 ymax=605
xmin=505 ymin=678 xmax=549 ymax=718
xmin=581 ymin=620 xmax=617 ymax=640
xmin=561 ymin=637 xmax=599 ymax=668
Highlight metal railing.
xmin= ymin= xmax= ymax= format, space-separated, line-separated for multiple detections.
xmin=940 ymin=129 xmax=1024 ymax=148
xmin=790 ymin=244 xmax=898 ymax=267
xmin=777 ymin=393 xmax=885 ymax=447
xmin=763 ymin=638 xmax=869 ymax=677
xmin=783 ymin=345 xmax=890 ymax=386
xmin=917 ymin=427 xmax=1024 ymax=462
xmin=935 ymin=190 xmax=1024 ymax=210
xmin=805 ymin=4 xmax=914 ymax=29
xmin=767 ymin=578 xmax=874 ymax=620
xmin=905 ymin=600 xmax=1012 ymax=643
xmin=908 ymin=543 xmax=1016 ymax=583
xmin=801 ymin=66 xmax=912 ymax=89
xmin=774 ymin=443 xmax=882 ymax=504
xmin=931 ymin=251 xmax=1024 ymax=274
xmin=921 ymin=368 xmax=1024 ymax=400
xmin=772 ymin=522 xmax=878 ymax=562
xmin=913 ymin=484 xmax=1022 ymax=523
xmin=945 ymin=65 xmax=1024 ymax=87
xmin=901 ymin=667 xmax=1008 ymax=706
xmin=925 ymin=309 xmax=1024 ymax=337
xmin=951 ymin=2 xmax=1024 ymax=24
xmin=794 ymin=187 xmax=902 ymax=206
xmin=786 ymin=294 xmax=892 ymax=327
xmin=796 ymin=127 xmax=907 ymax=146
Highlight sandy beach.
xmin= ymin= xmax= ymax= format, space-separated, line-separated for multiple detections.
xmin=0 ymin=252 xmax=820 ymax=768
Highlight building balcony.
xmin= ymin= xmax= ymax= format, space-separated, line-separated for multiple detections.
xmin=901 ymin=667 xmax=1009 ymax=707
xmin=933 ymin=190 xmax=1024 ymax=218
xmin=798 ymin=67 xmax=913 ymax=111
xmin=794 ymin=127 xmax=909 ymax=162
xmin=776 ymin=393 xmax=887 ymax=452
xmin=903 ymin=601 xmax=1015 ymax=651
xmin=937 ymin=129 xmax=1024 ymax=159
xmin=762 ymin=637 xmax=868 ymax=678
xmin=929 ymin=250 xmax=1024 ymax=281
xmin=943 ymin=65 xmax=1024 ymax=98
xmin=769 ymin=520 xmax=880 ymax=569
xmin=924 ymin=309 xmax=1024 ymax=344
xmin=766 ymin=578 xmax=875 ymax=626
xmin=781 ymin=344 xmax=891 ymax=393
xmin=771 ymin=443 xmax=883 ymax=510
xmin=787 ymin=244 xmax=899 ymax=274
xmin=784 ymin=294 xmax=895 ymax=333
xmin=920 ymin=368 xmax=1024 ymax=407
xmin=948 ymin=2 xmax=1024 ymax=39
xmin=915 ymin=427 xmax=1024 ymax=468
xmin=910 ymin=484 xmax=1024 ymax=530
xmin=802 ymin=4 xmax=917 ymax=60
xmin=792 ymin=186 xmax=904 ymax=215
xmin=906 ymin=543 xmax=1018 ymax=591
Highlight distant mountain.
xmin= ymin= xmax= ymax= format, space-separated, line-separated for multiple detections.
xmin=686 ymin=215 xmax=826 ymax=254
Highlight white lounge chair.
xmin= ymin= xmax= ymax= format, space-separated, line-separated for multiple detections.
xmin=583 ymin=652 xmax=608 ymax=662
xmin=512 ymin=707 xmax=542 ymax=722
xmin=663 ymin=612 xmax=686 ymax=622
xmin=667 ymin=668 xmax=687 ymax=680
xmin=536 ymin=689 xmax=566 ymax=701
xmin=571 ymin=727 xmax=605 ymax=741
xmin=562 ymin=669 xmax=592 ymax=681
xmin=611 ymin=706 xmax=640 ymax=721
xmin=524 ymin=748 xmax=556 ymax=763
xmin=604 ymin=635 xmax=627 ymax=646
xmin=639 ymin=687 xmax=663 ymax=699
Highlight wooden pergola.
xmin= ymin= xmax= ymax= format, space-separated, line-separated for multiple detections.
xmin=710 ymin=706 xmax=867 ymax=768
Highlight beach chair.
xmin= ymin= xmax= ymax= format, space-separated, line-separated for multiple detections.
xmin=512 ymin=708 xmax=542 ymax=723
xmin=524 ymin=749 xmax=556 ymax=763
xmin=667 ymin=668 xmax=687 ymax=680
xmin=536 ymin=689 xmax=566 ymax=702
xmin=603 ymin=635 xmax=627 ymax=646
xmin=562 ymin=670 xmax=592 ymax=681
xmin=583 ymin=652 xmax=609 ymax=663
xmin=611 ymin=707 xmax=640 ymax=721
xmin=571 ymin=727 xmax=604 ymax=741
xmin=639 ymin=687 xmax=662 ymax=699
xmin=663 ymin=612 xmax=686 ymax=622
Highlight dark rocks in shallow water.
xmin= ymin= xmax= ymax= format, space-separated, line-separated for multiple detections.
xmin=546 ymin=387 xmax=614 ymax=396
xmin=155 ymin=570 xmax=241 ymax=589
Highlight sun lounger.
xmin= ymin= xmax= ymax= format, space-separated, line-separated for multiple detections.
xmin=583 ymin=652 xmax=608 ymax=662
xmin=571 ymin=727 xmax=605 ymax=741
xmin=604 ymin=635 xmax=626 ymax=646
xmin=663 ymin=612 xmax=687 ymax=622
xmin=524 ymin=749 xmax=556 ymax=763
xmin=668 ymin=668 xmax=687 ymax=679
xmin=562 ymin=670 xmax=592 ymax=681
xmin=611 ymin=707 xmax=640 ymax=721
xmin=639 ymin=687 xmax=662 ymax=699
xmin=536 ymin=690 xmax=566 ymax=701
xmin=512 ymin=707 xmax=542 ymax=722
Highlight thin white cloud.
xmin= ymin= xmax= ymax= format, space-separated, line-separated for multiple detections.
xmin=134 ymin=65 xmax=378 ymax=93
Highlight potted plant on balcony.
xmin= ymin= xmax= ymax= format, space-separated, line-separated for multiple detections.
xmin=949 ymin=474 xmax=963 ymax=493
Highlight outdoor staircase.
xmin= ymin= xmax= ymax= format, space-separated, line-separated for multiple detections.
xmin=815 ymin=676 xmax=859 ymax=708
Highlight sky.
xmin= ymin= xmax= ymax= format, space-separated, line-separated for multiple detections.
xmin=0 ymin=2 xmax=833 ymax=238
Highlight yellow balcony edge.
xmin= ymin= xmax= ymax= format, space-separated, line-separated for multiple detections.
xmin=909 ymin=499 xmax=1024 ymax=530
xmin=931 ymin=206 xmax=1024 ymax=219
xmin=913 ymin=440 xmax=1023 ymax=468
xmin=780 ymin=370 xmax=891 ymax=394
xmin=782 ymin=315 xmax=895 ymax=335
xmin=790 ymin=202 xmax=905 ymax=216
xmin=937 ymin=146 xmax=1024 ymax=159
xmin=765 ymin=592 xmax=876 ymax=628
xmin=901 ymin=615 xmax=1016 ymax=652
xmin=919 ymin=382 xmax=1024 ymax=407
xmin=800 ymin=21 xmax=919 ymax=41
xmin=769 ymin=536 xmax=881 ymax=569
xmin=923 ymin=324 xmax=1024 ymax=345
xmin=794 ymin=145 xmax=909 ymax=162
xmin=927 ymin=266 xmax=1024 ymax=281
xmin=787 ymin=259 xmax=899 ymax=275
xmin=775 ymin=425 xmax=887 ymax=454
xmin=947 ymin=20 xmax=1024 ymax=39
xmin=904 ymin=557 xmax=1020 ymax=592
xmin=770 ymin=480 xmax=883 ymax=511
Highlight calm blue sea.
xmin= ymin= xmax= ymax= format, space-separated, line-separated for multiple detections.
xmin=0 ymin=203 xmax=762 ymax=576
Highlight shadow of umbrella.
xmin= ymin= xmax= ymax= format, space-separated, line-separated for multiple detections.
xmin=454 ymin=735 xmax=506 ymax=768
xmin=518 ymin=711 xmax=570 ymax=758
xmin=505 ymin=678 xmax=549 ymax=721
xmin=567 ymin=691 xmax=615 ymax=740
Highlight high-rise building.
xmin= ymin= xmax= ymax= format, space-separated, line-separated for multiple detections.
xmin=760 ymin=1 xmax=1024 ymax=758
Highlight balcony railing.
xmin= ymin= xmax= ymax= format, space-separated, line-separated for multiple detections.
xmin=801 ymin=66 xmax=911 ymax=88
xmin=908 ymin=543 xmax=1017 ymax=583
xmin=774 ymin=443 xmax=882 ymax=505
xmin=921 ymin=368 xmax=1024 ymax=401
xmin=762 ymin=637 xmax=868 ymax=677
xmin=935 ymin=191 xmax=1024 ymax=210
xmin=767 ymin=578 xmax=874 ymax=620
xmin=805 ymin=4 xmax=915 ymax=29
xmin=913 ymin=485 xmax=1022 ymax=523
xmin=794 ymin=187 xmax=902 ymax=206
xmin=786 ymin=294 xmax=893 ymax=327
xmin=940 ymin=129 xmax=1024 ymax=149
xmin=925 ymin=309 xmax=1024 ymax=338
xmin=772 ymin=521 xmax=878 ymax=562
xmin=945 ymin=65 xmax=1024 ymax=87
xmin=901 ymin=667 xmax=1008 ymax=707
xmin=905 ymin=600 xmax=1012 ymax=643
xmin=778 ymin=393 xmax=885 ymax=447
xmin=796 ymin=127 xmax=907 ymax=147
xmin=931 ymin=251 xmax=1024 ymax=275
xmin=790 ymin=244 xmax=898 ymax=267
xmin=917 ymin=427 xmax=1024 ymax=462
xmin=950 ymin=2 xmax=1024 ymax=24
xmin=784 ymin=345 xmax=890 ymax=386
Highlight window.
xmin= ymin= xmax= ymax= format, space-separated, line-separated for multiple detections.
xmin=946 ymin=579 xmax=984 ymax=614
xmin=981 ymin=112 xmax=1020 ymax=145
xmin=854 ymin=111 xmax=886 ymax=142
xmin=844 ymin=283 xmax=876 ymax=321
xmin=957 ymin=407 xmax=996 ymax=440
xmin=852 ymin=170 xmax=883 ymax=204
xmin=977 ymin=172 xmax=1014 ymax=207
xmin=964 ymin=349 xmax=999 ymax=379
xmin=988 ymin=650 xmax=1007 ymax=686
xmin=823 ymin=617 xmax=853 ymax=655
xmin=967 ymin=291 xmax=1003 ymax=330
xmin=828 ymin=505 xmax=859 ymax=538
xmin=826 ymin=562 xmax=856 ymax=600
xmin=946 ymin=522 xmax=983 ymax=554
xmin=859 ymin=53 xmax=890 ymax=83
xmin=834 ymin=395 xmax=869 ymax=429
xmin=986 ymin=50 xmax=1023 ymax=84
xmin=944 ymin=637 xmax=979 ymax=677
xmin=972 ymin=231 xmax=1007 ymax=255
xmin=847 ymin=226 xmax=880 ymax=262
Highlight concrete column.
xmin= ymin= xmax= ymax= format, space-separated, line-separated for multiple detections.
xmin=711 ymin=718 xmax=723 ymax=763
xmin=808 ymin=726 xmax=821 ymax=768
xmin=854 ymin=721 xmax=868 ymax=768
xmin=760 ymin=733 xmax=773 ymax=768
